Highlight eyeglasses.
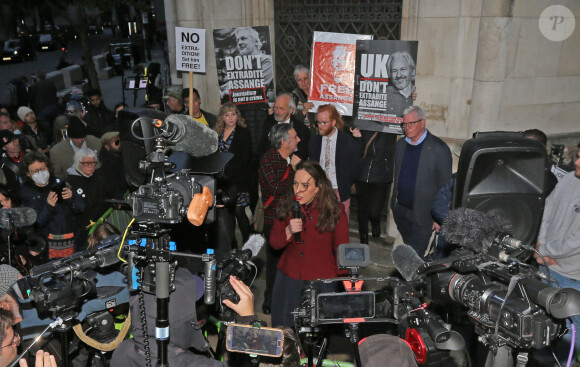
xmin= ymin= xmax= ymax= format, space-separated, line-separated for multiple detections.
xmin=316 ymin=120 xmax=332 ymax=126
xmin=80 ymin=161 xmax=97 ymax=167
xmin=401 ymin=119 xmax=423 ymax=127
xmin=29 ymin=166 xmax=48 ymax=175
xmin=113 ymin=139 xmax=120 ymax=146
xmin=66 ymin=109 xmax=76 ymax=114
xmin=1 ymin=331 xmax=20 ymax=349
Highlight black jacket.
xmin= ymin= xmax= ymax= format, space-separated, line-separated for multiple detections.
xmin=83 ymin=104 xmax=116 ymax=136
xmin=356 ymin=131 xmax=396 ymax=183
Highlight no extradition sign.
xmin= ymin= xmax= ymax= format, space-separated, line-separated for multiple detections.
xmin=175 ymin=27 xmax=206 ymax=73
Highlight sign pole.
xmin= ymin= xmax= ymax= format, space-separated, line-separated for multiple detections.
xmin=189 ymin=72 xmax=194 ymax=118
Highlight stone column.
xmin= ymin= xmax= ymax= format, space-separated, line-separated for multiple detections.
xmin=467 ymin=0 xmax=513 ymax=136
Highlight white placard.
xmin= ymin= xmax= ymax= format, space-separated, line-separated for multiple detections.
xmin=175 ymin=27 xmax=206 ymax=73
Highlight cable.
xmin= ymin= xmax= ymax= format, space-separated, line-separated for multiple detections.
xmin=138 ymin=290 xmax=152 ymax=367
xmin=117 ymin=217 xmax=135 ymax=263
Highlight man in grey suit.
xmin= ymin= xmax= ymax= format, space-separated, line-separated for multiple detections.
xmin=391 ymin=105 xmax=452 ymax=258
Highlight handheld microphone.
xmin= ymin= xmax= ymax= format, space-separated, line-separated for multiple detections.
xmin=204 ymin=252 xmax=217 ymax=305
xmin=0 ymin=207 xmax=37 ymax=228
xmin=391 ymin=244 xmax=425 ymax=282
xmin=292 ymin=201 xmax=301 ymax=244
xmin=165 ymin=114 xmax=219 ymax=157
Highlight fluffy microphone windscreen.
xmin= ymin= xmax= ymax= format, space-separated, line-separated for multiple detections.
xmin=242 ymin=234 xmax=265 ymax=257
xmin=168 ymin=114 xmax=219 ymax=157
xmin=441 ymin=208 xmax=512 ymax=253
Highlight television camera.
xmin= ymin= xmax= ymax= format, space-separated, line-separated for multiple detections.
xmin=293 ymin=243 xmax=464 ymax=367
xmin=391 ymin=208 xmax=580 ymax=366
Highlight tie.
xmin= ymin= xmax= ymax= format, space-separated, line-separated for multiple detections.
xmin=324 ymin=138 xmax=331 ymax=172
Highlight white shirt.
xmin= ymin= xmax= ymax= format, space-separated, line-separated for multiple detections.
xmin=319 ymin=128 xmax=338 ymax=188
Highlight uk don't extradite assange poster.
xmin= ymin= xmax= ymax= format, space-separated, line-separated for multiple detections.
xmin=309 ymin=31 xmax=372 ymax=116
xmin=352 ymin=40 xmax=418 ymax=134
xmin=213 ymin=26 xmax=275 ymax=105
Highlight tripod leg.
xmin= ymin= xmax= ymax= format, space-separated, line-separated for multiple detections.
xmin=315 ymin=337 xmax=328 ymax=367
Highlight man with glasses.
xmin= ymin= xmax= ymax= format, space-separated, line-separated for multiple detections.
xmin=50 ymin=117 xmax=101 ymax=180
xmin=258 ymin=93 xmax=310 ymax=160
xmin=308 ymin=104 xmax=360 ymax=222
xmin=99 ymin=132 xmax=127 ymax=200
xmin=391 ymin=105 xmax=452 ymax=258
xmin=83 ymin=89 xmax=116 ymax=137
xmin=385 ymin=51 xmax=416 ymax=120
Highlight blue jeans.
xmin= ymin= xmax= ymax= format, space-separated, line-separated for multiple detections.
xmin=540 ymin=266 xmax=580 ymax=363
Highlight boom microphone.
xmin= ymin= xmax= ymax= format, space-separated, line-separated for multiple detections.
xmin=165 ymin=114 xmax=219 ymax=157
xmin=392 ymin=244 xmax=425 ymax=282
xmin=441 ymin=208 xmax=515 ymax=253
xmin=0 ymin=207 xmax=37 ymax=228
xmin=292 ymin=201 xmax=301 ymax=244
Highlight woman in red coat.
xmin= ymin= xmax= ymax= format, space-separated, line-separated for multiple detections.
xmin=269 ymin=161 xmax=349 ymax=327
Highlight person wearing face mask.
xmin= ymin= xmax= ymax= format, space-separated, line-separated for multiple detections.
xmin=66 ymin=148 xmax=110 ymax=252
xmin=269 ymin=161 xmax=349 ymax=327
xmin=19 ymin=152 xmax=85 ymax=260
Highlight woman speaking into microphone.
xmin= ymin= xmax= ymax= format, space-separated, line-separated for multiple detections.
xmin=269 ymin=161 xmax=349 ymax=327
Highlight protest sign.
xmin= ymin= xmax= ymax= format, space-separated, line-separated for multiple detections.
xmin=214 ymin=26 xmax=275 ymax=105
xmin=308 ymin=32 xmax=372 ymax=116
xmin=175 ymin=27 xmax=206 ymax=72
xmin=353 ymin=40 xmax=418 ymax=134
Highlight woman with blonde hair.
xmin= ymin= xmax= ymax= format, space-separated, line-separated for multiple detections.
xmin=215 ymin=102 xmax=253 ymax=245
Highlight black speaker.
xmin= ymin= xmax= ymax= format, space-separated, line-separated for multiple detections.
xmin=453 ymin=132 xmax=550 ymax=245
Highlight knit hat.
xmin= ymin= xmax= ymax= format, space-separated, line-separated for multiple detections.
xmin=0 ymin=265 xmax=20 ymax=297
xmin=162 ymin=91 xmax=182 ymax=103
xmin=359 ymin=334 xmax=418 ymax=367
xmin=100 ymin=131 xmax=119 ymax=145
xmin=17 ymin=106 xmax=34 ymax=122
xmin=67 ymin=116 xmax=87 ymax=139
xmin=0 ymin=130 xmax=17 ymax=149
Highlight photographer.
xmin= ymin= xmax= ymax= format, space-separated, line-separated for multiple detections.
xmin=19 ymin=152 xmax=85 ymax=259
xmin=111 ymin=271 xmax=256 ymax=367
xmin=270 ymin=161 xmax=349 ymax=327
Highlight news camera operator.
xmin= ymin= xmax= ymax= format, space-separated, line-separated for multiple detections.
xmin=269 ymin=161 xmax=349 ymax=327
xmin=111 ymin=271 xmax=257 ymax=367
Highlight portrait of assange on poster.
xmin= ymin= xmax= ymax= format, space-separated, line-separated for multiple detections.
xmin=352 ymin=40 xmax=418 ymax=135
xmin=213 ymin=26 xmax=275 ymax=105
xmin=308 ymin=31 xmax=372 ymax=117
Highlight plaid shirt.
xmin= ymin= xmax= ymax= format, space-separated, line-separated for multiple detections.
xmin=259 ymin=147 xmax=294 ymax=225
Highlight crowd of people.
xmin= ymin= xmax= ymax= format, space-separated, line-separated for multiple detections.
xmin=0 ymin=53 xmax=578 ymax=367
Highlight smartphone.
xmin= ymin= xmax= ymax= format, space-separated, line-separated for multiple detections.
xmin=317 ymin=292 xmax=375 ymax=321
xmin=50 ymin=181 xmax=66 ymax=201
xmin=226 ymin=324 xmax=284 ymax=358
